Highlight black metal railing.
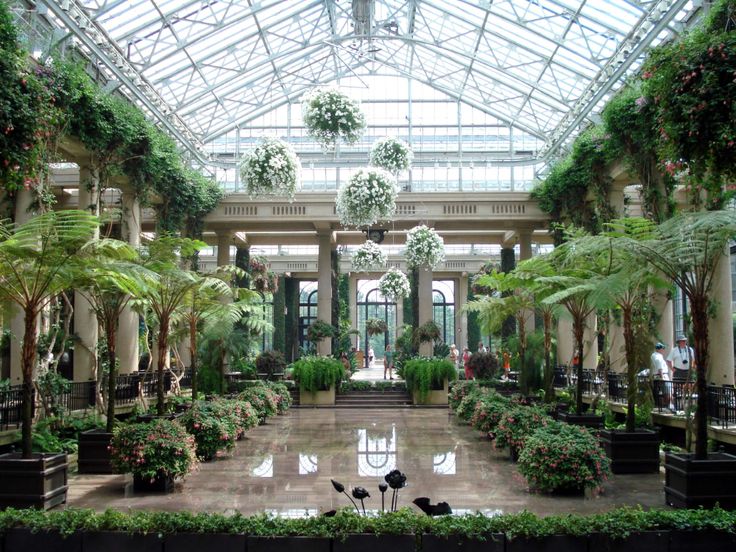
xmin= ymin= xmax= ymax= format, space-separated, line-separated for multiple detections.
xmin=0 ymin=385 xmax=33 ymax=431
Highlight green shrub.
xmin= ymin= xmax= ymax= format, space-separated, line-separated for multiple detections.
xmin=401 ymin=357 xmax=457 ymax=402
xmin=110 ymin=420 xmax=197 ymax=480
xmin=179 ymin=403 xmax=237 ymax=461
xmin=468 ymin=351 xmax=499 ymax=379
xmin=518 ymin=422 xmax=611 ymax=493
xmin=494 ymin=405 xmax=553 ymax=451
xmin=290 ymin=356 xmax=345 ymax=392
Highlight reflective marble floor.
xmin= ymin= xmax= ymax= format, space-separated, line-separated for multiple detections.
xmin=67 ymin=409 xmax=667 ymax=516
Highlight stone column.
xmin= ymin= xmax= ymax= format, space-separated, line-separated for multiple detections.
xmin=556 ymin=317 xmax=574 ymax=366
xmin=607 ymin=320 xmax=626 ymax=374
xmin=455 ymin=275 xmax=468 ymax=351
xmin=74 ymin=165 xmax=100 ymax=382
xmin=707 ymin=249 xmax=735 ymax=386
xmin=583 ymin=313 xmax=598 ymax=370
xmin=395 ymin=297 xmax=404 ymax=344
xmin=316 ymin=231 xmax=334 ymax=356
xmin=518 ymin=231 xmax=535 ymax=331
xmin=216 ymin=232 xmax=232 ymax=267
xmin=500 ymin=246 xmax=516 ymax=340
xmin=417 ymin=267 xmax=433 ymax=357
xmin=117 ymin=191 xmax=141 ymax=374
xmin=654 ymin=289 xmax=674 ymax=349
xmin=349 ymin=274 xmax=358 ymax=348
xmin=10 ymin=188 xmax=36 ymax=383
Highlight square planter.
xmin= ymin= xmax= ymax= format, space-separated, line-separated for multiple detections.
xmin=421 ymin=533 xmax=504 ymax=552
xmin=247 ymin=535 xmax=330 ymax=552
xmin=668 ymin=530 xmax=736 ymax=552
xmin=333 ymin=534 xmax=415 ymax=552
xmin=298 ymin=385 xmax=335 ymax=406
xmin=82 ymin=531 xmax=163 ymax=552
xmin=664 ymin=451 xmax=736 ymax=509
xmin=4 ymin=528 xmax=82 ymax=552
xmin=77 ymin=429 xmax=114 ymax=474
xmin=506 ymin=534 xmax=588 ymax=552
xmin=557 ymin=411 xmax=604 ymax=429
xmin=0 ymin=452 xmax=68 ymax=510
xmin=412 ymin=380 xmax=449 ymax=406
xmin=588 ymin=531 xmax=668 ymax=552
xmin=599 ymin=428 xmax=660 ymax=474
xmin=132 ymin=472 xmax=174 ymax=493
xmin=165 ymin=533 xmax=246 ymax=552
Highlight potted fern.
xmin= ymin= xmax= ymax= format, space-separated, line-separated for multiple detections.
xmin=290 ymin=356 xmax=345 ymax=406
xmin=400 ymin=358 xmax=456 ymax=405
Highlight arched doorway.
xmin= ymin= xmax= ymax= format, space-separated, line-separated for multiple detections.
xmin=356 ymin=280 xmax=396 ymax=368
xmin=298 ymin=281 xmax=318 ymax=354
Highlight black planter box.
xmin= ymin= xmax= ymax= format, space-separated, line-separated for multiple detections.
xmin=4 ymin=528 xmax=82 ymax=552
xmin=82 ymin=531 xmax=163 ymax=552
xmin=599 ymin=429 xmax=660 ymax=474
xmin=558 ymin=411 xmax=604 ymax=429
xmin=668 ymin=530 xmax=736 ymax=552
xmin=0 ymin=452 xmax=68 ymax=510
xmin=165 ymin=533 xmax=246 ymax=552
xmin=247 ymin=535 xmax=331 ymax=552
xmin=77 ymin=430 xmax=114 ymax=475
xmin=132 ymin=472 xmax=174 ymax=493
xmin=421 ymin=533 xmax=504 ymax=552
xmin=664 ymin=451 xmax=736 ymax=509
xmin=506 ymin=534 xmax=588 ymax=552
xmin=588 ymin=531 xmax=668 ymax=552
xmin=332 ymin=534 xmax=415 ymax=552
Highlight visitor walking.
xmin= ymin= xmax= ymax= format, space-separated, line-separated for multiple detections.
xmin=368 ymin=346 xmax=375 ymax=368
xmin=449 ymin=344 xmax=459 ymax=368
xmin=462 ymin=347 xmax=473 ymax=380
xmin=667 ymin=335 xmax=695 ymax=383
xmin=384 ymin=344 xmax=394 ymax=380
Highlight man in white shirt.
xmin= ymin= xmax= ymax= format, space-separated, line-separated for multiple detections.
xmin=651 ymin=343 xmax=670 ymax=381
xmin=667 ymin=335 xmax=696 ymax=382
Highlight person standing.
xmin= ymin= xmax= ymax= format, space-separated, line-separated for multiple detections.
xmin=667 ymin=335 xmax=696 ymax=383
xmin=368 ymin=346 xmax=375 ymax=368
xmin=477 ymin=341 xmax=487 ymax=354
xmin=383 ymin=345 xmax=394 ymax=380
xmin=449 ymin=344 xmax=459 ymax=368
xmin=652 ymin=342 xmax=674 ymax=412
xmin=462 ymin=347 xmax=473 ymax=380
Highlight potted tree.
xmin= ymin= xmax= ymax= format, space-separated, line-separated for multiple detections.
xmin=613 ymin=212 xmax=736 ymax=507
xmin=290 ymin=356 xmax=344 ymax=405
xmin=0 ymin=210 xmax=99 ymax=509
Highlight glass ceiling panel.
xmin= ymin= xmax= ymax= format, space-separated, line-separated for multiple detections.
xmin=66 ymin=0 xmax=697 ymax=163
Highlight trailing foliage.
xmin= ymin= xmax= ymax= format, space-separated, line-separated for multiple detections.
xmin=290 ymin=356 xmax=345 ymax=392
xmin=306 ymin=319 xmax=336 ymax=342
xmin=400 ymin=357 xmax=456 ymax=402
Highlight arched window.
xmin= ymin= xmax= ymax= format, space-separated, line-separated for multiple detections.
xmin=356 ymin=279 xmax=396 ymax=365
xmin=298 ymin=281 xmax=318 ymax=351
xmin=433 ymin=280 xmax=455 ymax=345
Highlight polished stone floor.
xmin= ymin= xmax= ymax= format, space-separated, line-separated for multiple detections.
xmin=67 ymin=409 xmax=667 ymax=516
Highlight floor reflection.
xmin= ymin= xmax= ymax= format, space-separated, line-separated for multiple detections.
xmin=67 ymin=409 xmax=667 ymax=517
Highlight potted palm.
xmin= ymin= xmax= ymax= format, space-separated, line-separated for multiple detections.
xmin=0 ymin=210 xmax=98 ymax=509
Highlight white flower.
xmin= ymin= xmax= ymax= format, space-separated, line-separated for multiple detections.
xmin=405 ymin=225 xmax=445 ymax=269
xmin=302 ymin=87 xmax=366 ymax=149
xmin=239 ymin=138 xmax=301 ymax=200
xmin=352 ymin=241 xmax=387 ymax=272
xmin=370 ymin=137 xmax=413 ymax=174
xmin=378 ymin=268 xmax=411 ymax=301
xmin=336 ymin=168 xmax=398 ymax=228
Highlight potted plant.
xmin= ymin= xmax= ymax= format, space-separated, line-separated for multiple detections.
xmin=307 ymin=319 xmax=337 ymax=344
xmin=369 ymin=136 xmax=413 ymax=175
xmin=290 ymin=356 xmax=344 ymax=405
xmin=352 ymin=241 xmax=387 ymax=273
xmin=518 ymin=422 xmax=611 ymax=495
xmin=239 ymin=137 xmax=301 ymax=200
xmin=0 ymin=210 xmax=99 ymax=509
xmin=378 ymin=269 xmax=411 ymax=301
xmin=302 ymin=87 xmax=366 ymax=149
xmin=255 ymin=350 xmax=287 ymax=380
xmin=179 ymin=403 xmax=238 ymax=461
xmin=110 ymin=419 xmax=197 ymax=492
xmin=400 ymin=357 xmax=456 ymax=405
xmin=336 ymin=168 xmax=398 ymax=228
xmin=405 ymin=225 xmax=445 ymax=270
xmin=237 ymin=384 xmax=280 ymax=422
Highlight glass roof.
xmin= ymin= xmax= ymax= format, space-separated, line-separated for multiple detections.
xmin=46 ymin=0 xmax=696 ymax=163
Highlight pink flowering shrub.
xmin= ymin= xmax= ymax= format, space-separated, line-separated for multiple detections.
xmin=449 ymin=381 xmax=478 ymax=411
xmin=110 ymin=419 xmax=197 ymax=480
xmin=518 ymin=422 xmax=610 ymax=493
xmin=470 ymin=395 xmax=509 ymax=436
xmin=494 ymin=405 xmax=552 ymax=451
xmin=180 ymin=403 xmax=237 ymax=461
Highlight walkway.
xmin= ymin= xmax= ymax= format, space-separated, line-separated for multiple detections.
xmin=67 ymin=409 xmax=665 ymax=516
xmin=351 ymin=360 xmax=395 ymax=382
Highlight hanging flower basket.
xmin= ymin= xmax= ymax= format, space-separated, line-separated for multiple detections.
xmin=370 ymin=137 xmax=413 ymax=174
xmin=239 ymin=137 xmax=301 ymax=199
xmin=336 ymin=168 xmax=398 ymax=228
xmin=405 ymin=225 xmax=445 ymax=269
xmin=302 ymin=87 xmax=366 ymax=149
xmin=378 ymin=268 xmax=411 ymax=301
xmin=352 ymin=241 xmax=387 ymax=272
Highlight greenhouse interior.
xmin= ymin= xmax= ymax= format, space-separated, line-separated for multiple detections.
xmin=1 ymin=0 xmax=736 ymax=549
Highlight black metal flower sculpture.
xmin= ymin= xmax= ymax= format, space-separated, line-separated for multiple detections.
xmin=331 ymin=479 xmax=360 ymax=514
xmin=378 ymin=482 xmax=388 ymax=512
xmin=413 ymin=497 xmax=453 ymax=516
xmin=352 ymin=486 xmax=370 ymax=514
xmin=384 ymin=469 xmax=407 ymax=511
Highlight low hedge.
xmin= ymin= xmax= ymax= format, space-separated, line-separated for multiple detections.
xmin=0 ymin=507 xmax=734 ymax=540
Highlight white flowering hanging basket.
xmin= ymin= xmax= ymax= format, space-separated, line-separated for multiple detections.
xmin=336 ymin=168 xmax=398 ymax=228
xmin=239 ymin=137 xmax=301 ymax=199
xmin=370 ymin=137 xmax=413 ymax=174
xmin=352 ymin=241 xmax=387 ymax=272
xmin=378 ymin=268 xmax=411 ymax=301
xmin=302 ymin=87 xmax=366 ymax=149
xmin=405 ymin=225 xmax=445 ymax=269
